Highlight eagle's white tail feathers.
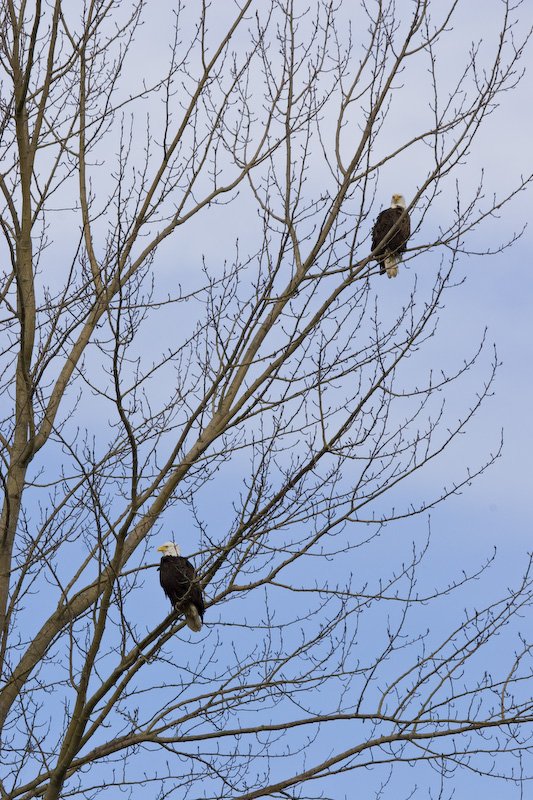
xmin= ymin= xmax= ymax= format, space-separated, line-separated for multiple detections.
xmin=184 ymin=603 xmax=202 ymax=632
xmin=384 ymin=255 xmax=398 ymax=278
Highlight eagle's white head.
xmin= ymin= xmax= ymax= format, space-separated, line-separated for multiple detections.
xmin=158 ymin=542 xmax=181 ymax=557
xmin=391 ymin=193 xmax=407 ymax=210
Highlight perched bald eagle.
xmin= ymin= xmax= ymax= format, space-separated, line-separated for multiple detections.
xmin=157 ymin=542 xmax=205 ymax=632
xmin=372 ymin=194 xmax=411 ymax=278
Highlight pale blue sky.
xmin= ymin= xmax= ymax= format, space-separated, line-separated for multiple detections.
xmin=3 ymin=1 xmax=532 ymax=798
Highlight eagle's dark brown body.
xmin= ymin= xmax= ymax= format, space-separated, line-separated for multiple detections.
xmin=372 ymin=204 xmax=411 ymax=277
xmin=159 ymin=553 xmax=205 ymax=631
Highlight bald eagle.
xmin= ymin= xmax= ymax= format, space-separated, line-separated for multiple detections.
xmin=157 ymin=542 xmax=205 ymax=632
xmin=372 ymin=194 xmax=411 ymax=278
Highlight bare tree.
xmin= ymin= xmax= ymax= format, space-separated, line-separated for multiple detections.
xmin=0 ymin=1 xmax=532 ymax=798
